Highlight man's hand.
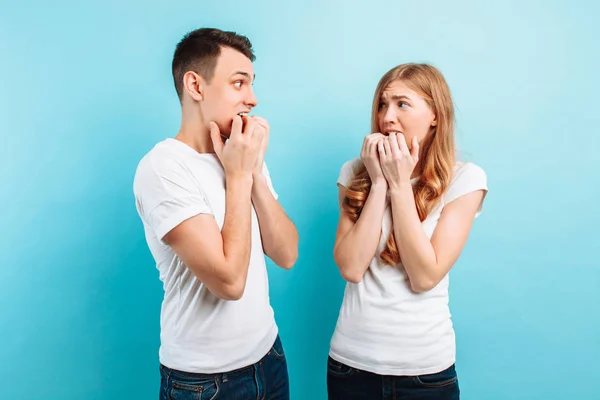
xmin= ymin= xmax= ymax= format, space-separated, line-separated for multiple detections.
xmin=210 ymin=115 xmax=264 ymax=180
xmin=248 ymin=116 xmax=270 ymax=178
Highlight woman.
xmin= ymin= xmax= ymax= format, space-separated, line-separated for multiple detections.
xmin=328 ymin=63 xmax=488 ymax=400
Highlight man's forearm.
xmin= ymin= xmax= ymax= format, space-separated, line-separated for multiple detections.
xmin=251 ymin=175 xmax=298 ymax=269
xmin=221 ymin=174 xmax=254 ymax=280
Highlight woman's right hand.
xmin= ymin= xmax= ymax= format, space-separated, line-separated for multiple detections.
xmin=360 ymin=133 xmax=387 ymax=186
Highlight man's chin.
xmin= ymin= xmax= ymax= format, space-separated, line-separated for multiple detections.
xmin=214 ymin=122 xmax=231 ymax=139
xmin=221 ymin=130 xmax=231 ymax=139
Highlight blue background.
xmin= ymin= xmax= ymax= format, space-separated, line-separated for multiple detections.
xmin=1 ymin=1 xmax=598 ymax=399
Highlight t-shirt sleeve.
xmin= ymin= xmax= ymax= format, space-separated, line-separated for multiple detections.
xmin=262 ymin=161 xmax=279 ymax=200
xmin=443 ymin=162 xmax=488 ymax=217
xmin=337 ymin=158 xmax=361 ymax=188
xmin=134 ymin=155 xmax=213 ymax=241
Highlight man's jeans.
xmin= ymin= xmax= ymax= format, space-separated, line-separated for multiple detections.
xmin=159 ymin=335 xmax=289 ymax=400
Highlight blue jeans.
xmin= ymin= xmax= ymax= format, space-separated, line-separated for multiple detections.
xmin=159 ymin=335 xmax=289 ymax=400
xmin=327 ymin=356 xmax=460 ymax=400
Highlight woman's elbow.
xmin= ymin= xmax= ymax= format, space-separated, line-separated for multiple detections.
xmin=409 ymin=276 xmax=439 ymax=293
xmin=334 ymin=247 xmax=365 ymax=283
xmin=340 ymin=268 xmax=364 ymax=283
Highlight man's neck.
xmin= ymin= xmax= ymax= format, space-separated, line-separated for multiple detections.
xmin=175 ymin=112 xmax=215 ymax=154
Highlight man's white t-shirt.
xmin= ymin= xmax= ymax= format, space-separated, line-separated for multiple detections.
xmin=133 ymin=138 xmax=279 ymax=373
xmin=329 ymin=159 xmax=488 ymax=376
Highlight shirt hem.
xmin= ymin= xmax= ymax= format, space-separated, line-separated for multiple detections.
xmin=328 ymin=350 xmax=455 ymax=376
xmin=160 ymin=321 xmax=278 ymax=373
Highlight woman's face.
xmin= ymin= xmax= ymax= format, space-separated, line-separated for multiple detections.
xmin=377 ymin=80 xmax=437 ymax=149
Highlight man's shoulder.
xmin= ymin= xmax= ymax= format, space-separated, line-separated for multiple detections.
xmin=133 ymin=140 xmax=184 ymax=191
xmin=137 ymin=138 xmax=197 ymax=173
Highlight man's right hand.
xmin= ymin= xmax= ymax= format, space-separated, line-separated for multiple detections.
xmin=210 ymin=116 xmax=263 ymax=179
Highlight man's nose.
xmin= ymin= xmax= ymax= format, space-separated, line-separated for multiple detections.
xmin=246 ymin=88 xmax=258 ymax=108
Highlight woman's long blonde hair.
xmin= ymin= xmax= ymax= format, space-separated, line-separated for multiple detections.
xmin=343 ymin=63 xmax=456 ymax=266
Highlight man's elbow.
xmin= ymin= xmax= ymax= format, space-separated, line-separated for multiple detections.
xmin=191 ymin=264 xmax=247 ymax=301
xmin=218 ymin=281 xmax=246 ymax=300
xmin=269 ymin=239 xmax=299 ymax=270
xmin=275 ymin=249 xmax=298 ymax=270
xmin=211 ymin=274 xmax=248 ymax=300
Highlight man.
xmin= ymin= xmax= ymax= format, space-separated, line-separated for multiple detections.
xmin=133 ymin=27 xmax=298 ymax=399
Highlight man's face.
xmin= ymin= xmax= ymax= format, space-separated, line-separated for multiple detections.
xmin=201 ymin=46 xmax=257 ymax=137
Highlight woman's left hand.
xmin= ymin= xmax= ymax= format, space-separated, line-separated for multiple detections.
xmin=378 ymin=132 xmax=419 ymax=189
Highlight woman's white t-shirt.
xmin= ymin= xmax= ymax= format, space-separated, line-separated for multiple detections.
xmin=329 ymin=159 xmax=488 ymax=376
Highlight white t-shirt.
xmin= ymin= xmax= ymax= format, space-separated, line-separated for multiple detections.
xmin=133 ymin=138 xmax=279 ymax=373
xmin=329 ymin=159 xmax=488 ymax=376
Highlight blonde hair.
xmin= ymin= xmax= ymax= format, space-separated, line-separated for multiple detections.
xmin=342 ymin=63 xmax=455 ymax=266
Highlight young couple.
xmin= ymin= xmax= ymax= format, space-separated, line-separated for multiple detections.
xmin=133 ymin=27 xmax=488 ymax=400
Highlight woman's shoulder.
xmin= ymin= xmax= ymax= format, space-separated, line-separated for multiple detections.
xmin=341 ymin=157 xmax=363 ymax=170
xmin=452 ymin=161 xmax=487 ymax=182
xmin=338 ymin=158 xmax=363 ymax=187
xmin=443 ymin=161 xmax=488 ymax=204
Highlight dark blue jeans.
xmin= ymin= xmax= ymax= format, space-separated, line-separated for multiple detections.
xmin=159 ymin=335 xmax=289 ymax=400
xmin=327 ymin=356 xmax=460 ymax=400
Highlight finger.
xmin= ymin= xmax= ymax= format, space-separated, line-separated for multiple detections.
xmin=251 ymin=116 xmax=269 ymax=130
xmin=230 ymin=115 xmax=243 ymax=140
xmin=251 ymin=116 xmax=269 ymax=135
xmin=243 ymin=116 xmax=257 ymax=138
xmin=361 ymin=135 xmax=371 ymax=156
xmin=383 ymin=138 xmax=392 ymax=157
xmin=209 ymin=122 xmax=224 ymax=155
xmin=388 ymin=132 xmax=402 ymax=157
xmin=254 ymin=124 xmax=266 ymax=146
xmin=370 ymin=133 xmax=383 ymax=143
xmin=411 ymin=136 xmax=419 ymax=161
xmin=370 ymin=136 xmax=380 ymax=156
xmin=397 ymin=133 xmax=410 ymax=155
xmin=377 ymin=139 xmax=386 ymax=157
xmin=253 ymin=117 xmax=270 ymax=143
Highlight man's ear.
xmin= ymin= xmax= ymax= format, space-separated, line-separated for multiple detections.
xmin=183 ymin=71 xmax=204 ymax=102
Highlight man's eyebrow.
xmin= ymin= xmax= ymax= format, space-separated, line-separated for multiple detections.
xmin=231 ymin=71 xmax=256 ymax=81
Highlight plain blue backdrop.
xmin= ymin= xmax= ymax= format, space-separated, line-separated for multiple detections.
xmin=1 ymin=1 xmax=598 ymax=399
